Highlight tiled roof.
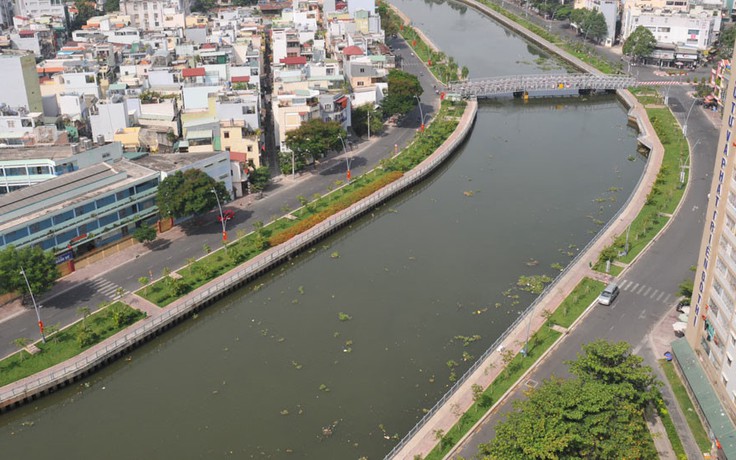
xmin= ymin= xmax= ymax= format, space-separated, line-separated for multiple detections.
xmin=182 ymin=67 xmax=205 ymax=77
xmin=280 ymin=56 xmax=307 ymax=66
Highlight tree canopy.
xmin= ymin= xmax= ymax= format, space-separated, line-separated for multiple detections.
xmin=132 ymin=225 xmax=157 ymax=244
xmin=351 ymin=105 xmax=384 ymax=138
xmin=480 ymin=340 xmax=660 ymax=460
xmin=71 ymin=0 xmax=98 ymax=31
xmin=623 ymin=26 xmax=657 ymax=61
xmin=0 ymin=245 xmax=60 ymax=296
xmin=381 ymin=69 xmax=423 ymax=116
xmin=570 ymin=8 xmax=608 ymax=42
xmin=717 ymin=25 xmax=736 ymax=60
xmin=156 ymin=169 xmax=230 ymax=218
xmin=480 ymin=378 xmax=657 ymax=460
xmin=377 ymin=3 xmax=400 ymax=37
xmin=249 ymin=166 xmax=271 ymax=193
xmin=567 ymin=339 xmax=660 ymax=407
xmin=284 ymin=118 xmax=346 ymax=163
xmin=104 ymin=0 xmax=119 ymax=13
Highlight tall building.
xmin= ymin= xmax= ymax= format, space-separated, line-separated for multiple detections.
xmin=119 ymin=0 xmax=190 ymax=31
xmin=0 ymin=50 xmax=43 ymax=113
xmin=681 ymin=44 xmax=736 ymax=457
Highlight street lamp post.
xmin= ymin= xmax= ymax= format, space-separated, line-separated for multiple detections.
xmin=20 ymin=266 xmax=46 ymax=343
xmin=211 ymin=188 xmax=227 ymax=242
xmin=414 ymin=95 xmax=425 ymax=132
xmin=367 ymin=109 xmax=371 ymax=139
xmin=683 ymin=98 xmax=698 ymax=136
xmin=337 ymin=135 xmax=352 ymax=183
xmin=291 ymin=149 xmax=296 ymax=179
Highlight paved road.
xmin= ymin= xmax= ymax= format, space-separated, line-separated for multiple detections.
xmin=449 ymin=32 xmax=718 ymax=460
xmin=0 ymin=34 xmax=441 ymax=358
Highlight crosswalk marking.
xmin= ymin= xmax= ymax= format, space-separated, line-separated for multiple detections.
xmin=618 ymin=280 xmax=673 ymax=305
xmin=87 ymin=278 xmax=127 ymax=300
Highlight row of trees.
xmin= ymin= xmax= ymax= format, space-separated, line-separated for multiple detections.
xmin=480 ymin=340 xmax=660 ymax=459
xmin=278 ymin=69 xmax=422 ymax=175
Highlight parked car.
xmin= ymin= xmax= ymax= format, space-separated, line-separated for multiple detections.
xmin=217 ymin=209 xmax=235 ymax=222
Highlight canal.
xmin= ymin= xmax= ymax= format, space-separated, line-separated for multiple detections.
xmin=0 ymin=1 xmax=645 ymax=459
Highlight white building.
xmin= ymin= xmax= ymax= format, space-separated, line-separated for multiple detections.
xmin=15 ymin=0 xmax=65 ymax=19
xmin=0 ymin=50 xmax=43 ymax=113
xmin=622 ymin=7 xmax=721 ymax=51
xmin=120 ymin=0 xmax=189 ymax=31
xmin=90 ymin=96 xmax=135 ymax=142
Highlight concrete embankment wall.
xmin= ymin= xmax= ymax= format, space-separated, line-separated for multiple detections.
xmin=0 ymin=101 xmax=478 ymax=412
xmin=382 ymin=4 xmax=665 ymax=459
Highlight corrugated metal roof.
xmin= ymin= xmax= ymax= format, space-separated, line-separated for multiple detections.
xmin=672 ymin=338 xmax=736 ymax=458
xmin=0 ymin=163 xmax=115 ymax=217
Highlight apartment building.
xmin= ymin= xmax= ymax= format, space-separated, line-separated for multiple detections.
xmin=680 ymin=45 xmax=736 ymax=459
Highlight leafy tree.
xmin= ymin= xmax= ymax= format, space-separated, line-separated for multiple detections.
xmin=377 ymin=3 xmax=400 ymax=36
xmin=351 ymin=105 xmax=384 ymax=137
xmin=249 ymin=166 xmax=271 ymax=195
xmin=104 ymin=0 xmax=119 ymax=12
xmin=0 ymin=245 xmax=60 ymax=296
xmin=71 ymin=0 xmax=98 ymax=31
xmin=623 ymin=26 xmax=656 ymax=62
xmin=77 ymin=306 xmax=91 ymax=326
xmin=718 ymin=25 xmax=736 ymax=60
xmin=461 ymin=65 xmax=470 ymax=79
xmin=191 ymin=0 xmax=216 ymax=12
xmin=381 ymin=69 xmax=424 ymax=116
xmin=156 ymin=169 xmax=229 ymax=219
xmin=480 ymin=377 xmax=657 ymax=460
xmin=132 ymin=225 xmax=157 ymax=244
xmin=12 ymin=338 xmax=30 ymax=362
xmin=582 ymin=10 xmax=608 ymax=42
xmin=567 ymin=339 xmax=660 ymax=408
xmin=284 ymin=119 xmax=346 ymax=160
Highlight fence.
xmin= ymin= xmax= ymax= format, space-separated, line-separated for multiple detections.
xmin=0 ymin=101 xmax=479 ymax=410
xmin=382 ymin=92 xmax=656 ymax=459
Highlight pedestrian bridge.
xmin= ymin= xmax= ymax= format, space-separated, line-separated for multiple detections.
xmin=448 ymin=74 xmax=637 ymax=98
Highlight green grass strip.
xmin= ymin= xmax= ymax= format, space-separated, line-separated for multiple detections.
xmin=656 ymin=386 xmax=688 ymax=460
xmin=425 ymin=327 xmax=562 ymax=459
xmin=546 ymin=277 xmax=604 ymax=328
xmin=0 ymin=302 xmax=145 ymax=387
xmin=139 ymin=102 xmax=468 ymax=307
xmin=594 ymin=99 xmax=688 ymax=272
xmin=423 ymin=277 xmax=600 ymax=459
xmin=659 ymin=360 xmax=713 ymax=453
xmin=474 ymin=0 xmax=621 ymax=74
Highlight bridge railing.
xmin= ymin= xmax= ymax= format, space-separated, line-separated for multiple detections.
xmin=449 ymin=74 xmax=636 ymax=97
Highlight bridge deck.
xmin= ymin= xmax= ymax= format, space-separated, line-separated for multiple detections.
xmin=449 ymin=73 xmax=637 ymax=98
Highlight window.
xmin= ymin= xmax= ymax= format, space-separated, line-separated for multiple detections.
xmin=53 ymin=210 xmax=75 ymax=226
xmin=29 ymin=218 xmax=52 ymax=234
xmin=74 ymin=202 xmax=96 ymax=217
xmin=224 ymin=131 xmax=230 ymax=139
xmin=98 ymin=213 xmax=117 ymax=228
xmin=85 ymin=75 xmax=95 ymax=84
xmin=96 ymin=195 xmax=116 ymax=209
xmin=357 ymin=81 xmax=364 ymax=86
xmin=3 ymin=227 xmax=29 ymax=244
xmin=6 ymin=120 xmax=15 ymax=128
xmin=247 ymin=146 xmax=253 ymax=152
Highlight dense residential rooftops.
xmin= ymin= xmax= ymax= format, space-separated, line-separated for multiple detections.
xmin=133 ymin=152 xmax=226 ymax=172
